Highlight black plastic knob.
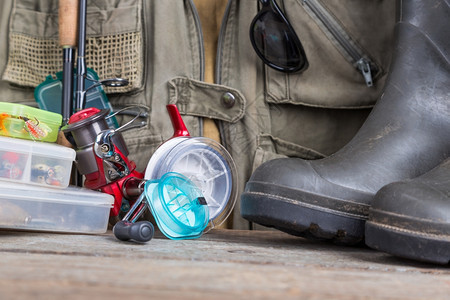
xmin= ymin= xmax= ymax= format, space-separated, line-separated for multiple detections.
xmin=113 ymin=220 xmax=154 ymax=243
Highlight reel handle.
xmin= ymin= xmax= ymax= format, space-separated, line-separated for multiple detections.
xmin=113 ymin=220 xmax=154 ymax=243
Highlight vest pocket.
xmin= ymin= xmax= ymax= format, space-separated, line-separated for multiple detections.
xmin=264 ymin=0 xmax=395 ymax=108
xmin=2 ymin=0 xmax=144 ymax=94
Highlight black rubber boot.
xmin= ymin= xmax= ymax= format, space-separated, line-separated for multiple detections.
xmin=365 ymin=159 xmax=450 ymax=265
xmin=241 ymin=0 xmax=450 ymax=245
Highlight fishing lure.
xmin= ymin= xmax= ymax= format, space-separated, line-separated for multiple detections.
xmin=0 ymin=151 xmax=23 ymax=180
xmin=0 ymin=113 xmax=51 ymax=140
xmin=0 ymin=113 xmax=11 ymax=135
xmin=31 ymin=163 xmax=64 ymax=186
xmin=19 ymin=116 xmax=48 ymax=140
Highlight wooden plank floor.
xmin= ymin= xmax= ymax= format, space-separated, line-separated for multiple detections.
xmin=0 ymin=229 xmax=449 ymax=299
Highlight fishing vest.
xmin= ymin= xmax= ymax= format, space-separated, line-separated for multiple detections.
xmin=0 ymin=0 xmax=396 ymax=229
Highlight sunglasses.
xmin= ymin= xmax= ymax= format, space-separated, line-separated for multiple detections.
xmin=250 ymin=0 xmax=308 ymax=73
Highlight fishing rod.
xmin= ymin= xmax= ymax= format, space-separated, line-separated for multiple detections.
xmin=73 ymin=0 xmax=128 ymax=111
xmin=75 ymin=0 xmax=87 ymax=112
xmin=59 ymin=0 xmax=78 ymax=124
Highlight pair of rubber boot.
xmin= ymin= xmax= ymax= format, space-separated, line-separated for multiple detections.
xmin=241 ymin=0 xmax=449 ymax=265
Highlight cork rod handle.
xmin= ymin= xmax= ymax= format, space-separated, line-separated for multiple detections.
xmin=59 ymin=0 xmax=79 ymax=47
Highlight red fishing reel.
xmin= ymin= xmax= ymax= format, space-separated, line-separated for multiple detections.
xmin=62 ymin=107 xmax=146 ymax=224
xmin=113 ymin=104 xmax=238 ymax=242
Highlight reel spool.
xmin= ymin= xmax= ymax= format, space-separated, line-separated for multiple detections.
xmin=145 ymin=172 xmax=210 ymax=239
xmin=144 ymin=105 xmax=238 ymax=231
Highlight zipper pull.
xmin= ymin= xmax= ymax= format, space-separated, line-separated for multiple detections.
xmin=356 ymin=58 xmax=373 ymax=87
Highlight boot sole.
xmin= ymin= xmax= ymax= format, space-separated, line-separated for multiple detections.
xmin=241 ymin=184 xmax=369 ymax=245
xmin=366 ymin=219 xmax=450 ymax=265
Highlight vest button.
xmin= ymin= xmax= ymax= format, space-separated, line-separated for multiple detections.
xmin=221 ymin=92 xmax=236 ymax=108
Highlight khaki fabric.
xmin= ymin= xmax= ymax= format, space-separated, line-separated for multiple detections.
xmin=192 ymin=0 xmax=228 ymax=84
xmin=192 ymin=0 xmax=228 ymax=144
xmin=193 ymin=0 xmax=230 ymax=227
xmin=2 ymin=0 xmax=144 ymax=93
xmin=0 ymin=0 xmax=396 ymax=229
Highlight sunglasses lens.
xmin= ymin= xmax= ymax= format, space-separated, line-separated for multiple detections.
xmin=251 ymin=9 xmax=307 ymax=72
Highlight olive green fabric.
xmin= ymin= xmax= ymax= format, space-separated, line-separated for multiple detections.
xmin=0 ymin=0 xmax=396 ymax=229
xmin=192 ymin=0 xmax=232 ymax=227
xmin=2 ymin=0 xmax=143 ymax=93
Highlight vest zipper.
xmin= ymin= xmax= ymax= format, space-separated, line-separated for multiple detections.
xmin=189 ymin=0 xmax=205 ymax=81
xmin=302 ymin=0 xmax=377 ymax=87
xmin=189 ymin=0 xmax=205 ymax=135
xmin=215 ymin=0 xmax=233 ymax=85
xmin=215 ymin=0 xmax=233 ymax=149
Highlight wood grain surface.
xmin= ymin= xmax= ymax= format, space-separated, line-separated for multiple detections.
xmin=0 ymin=229 xmax=449 ymax=299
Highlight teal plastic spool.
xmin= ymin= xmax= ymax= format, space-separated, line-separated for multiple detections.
xmin=144 ymin=172 xmax=209 ymax=240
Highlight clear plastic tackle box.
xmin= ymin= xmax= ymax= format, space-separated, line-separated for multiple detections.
xmin=0 ymin=181 xmax=114 ymax=234
xmin=0 ymin=135 xmax=76 ymax=188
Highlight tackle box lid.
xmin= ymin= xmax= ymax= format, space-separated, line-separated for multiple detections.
xmin=0 ymin=102 xmax=62 ymax=142
xmin=0 ymin=181 xmax=114 ymax=207
xmin=0 ymin=102 xmax=62 ymax=125
xmin=0 ymin=135 xmax=76 ymax=161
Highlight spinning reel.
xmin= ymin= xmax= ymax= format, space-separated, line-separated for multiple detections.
xmin=64 ymin=104 xmax=237 ymax=243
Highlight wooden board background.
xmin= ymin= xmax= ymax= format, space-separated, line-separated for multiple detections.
xmin=0 ymin=229 xmax=449 ymax=299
